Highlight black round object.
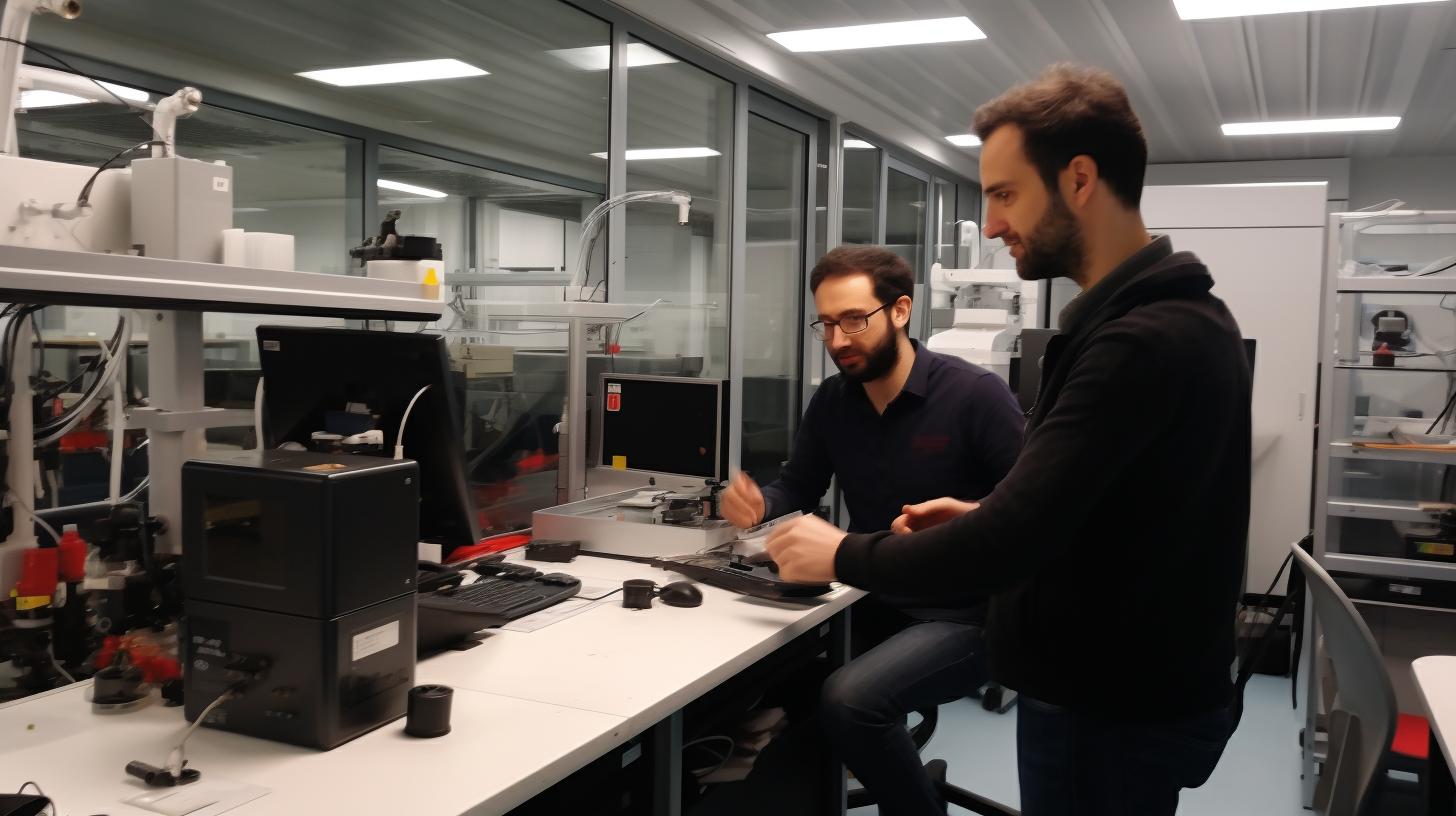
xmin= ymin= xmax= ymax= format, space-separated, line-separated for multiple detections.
xmin=405 ymin=684 xmax=454 ymax=738
xmin=92 ymin=652 xmax=145 ymax=705
xmin=622 ymin=579 xmax=656 ymax=609
xmin=981 ymin=687 xmax=1004 ymax=711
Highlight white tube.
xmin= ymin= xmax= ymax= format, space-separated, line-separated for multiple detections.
xmin=394 ymin=385 xmax=430 ymax=461
xmin=1 ymin=0 xmax=81 ymax=156
xmin=567 ymin=190 xmax=692 ymax=293
xmin=35 ymin=311 xmax=128 ymax=448
xmin=4 ymin=312 xmax=35 ymax=548
xmin=102 ymin=335 xmax=124 ymax=504
xmin=18 ymin=64 xmax=152 ymax=110
xmin=253 ymin=376 xmax=264 ymax=451
xmin=149 ymin=86 xmax=201 ymax=158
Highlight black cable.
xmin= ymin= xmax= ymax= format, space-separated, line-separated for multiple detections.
xmin=578 ymin=548 xmax=658 ymax=565
xmin=1 ymin=35 xmax=153 ymax=129
xmin=34 ymin=319 xmax=126 ymax=433
xmin=1428 ymin=387 xmax=1456 ymax=435
xmin=76 ymin=140 xmax=165 ymax=208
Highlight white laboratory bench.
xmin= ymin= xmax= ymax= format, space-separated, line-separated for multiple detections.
xmin=1413 ymin=655 xmax=1456 ymax=815
xmin=0 ymin=549 xmax=862 ymax=816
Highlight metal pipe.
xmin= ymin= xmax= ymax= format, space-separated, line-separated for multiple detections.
xmin=1 ymin=0 xmax=81 ymax=156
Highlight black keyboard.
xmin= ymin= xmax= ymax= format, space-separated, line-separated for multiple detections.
xmin=417 ymin=572 xmax=580 ymax=653
xmin=654 ymin=553 xmax=832 ymax=601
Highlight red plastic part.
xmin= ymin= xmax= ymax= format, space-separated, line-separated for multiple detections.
xmin=1392 ymin=712 xmax=1430 ymax=760
xmin=59 ymin=429 xmax=110 ymax=452
xmin=57 ymin=529 xmax=88 ymax=582
xmin=16 ymin=547 xmax=59 ymax=597
xmin=446 ymin=533 xmax=532 ymax=563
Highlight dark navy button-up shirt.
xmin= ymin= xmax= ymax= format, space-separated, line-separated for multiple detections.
xmin=760 ymin=341 xmax=1025 ymax=618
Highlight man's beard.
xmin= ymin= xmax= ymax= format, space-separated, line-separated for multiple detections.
xmin=835 ymin=328 xmax=900 ymax=384
xmin=1015 ymin=193 xmax=1086 ymax=282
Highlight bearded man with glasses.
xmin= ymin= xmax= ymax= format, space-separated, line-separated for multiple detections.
xmin=720 ymin=244 xmax=1025 ymax=814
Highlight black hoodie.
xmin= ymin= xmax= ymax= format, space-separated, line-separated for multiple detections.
xmin=835 ymin=236 xmax=1252 ymax=719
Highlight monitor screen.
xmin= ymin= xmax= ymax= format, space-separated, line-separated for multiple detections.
xmin=256 ymin=326 xmax=479 ymax=548
xmin=598 ymin=374 xmax=728 ymax=481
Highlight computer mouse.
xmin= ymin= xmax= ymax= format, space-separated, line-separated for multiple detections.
xmin=658 ymin=581 xmax=703 ymax=608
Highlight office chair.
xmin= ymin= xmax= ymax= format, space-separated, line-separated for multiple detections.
xmin=1292 ymin=544 xmax=1401 ymax=816
xmin=845 ymin=703 xmax=1019 ymax=815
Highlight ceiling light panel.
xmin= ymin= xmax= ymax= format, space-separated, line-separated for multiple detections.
xmin=297 ymin=59 xmax=487 ymax=87
xmin=768 ymin=16 xmax=985 ymax=53
xmin=1176 ymin=0 xmax=1443 ymax=20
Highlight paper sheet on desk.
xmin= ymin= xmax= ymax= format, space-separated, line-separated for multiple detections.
xmin=127 ymin=778 xmax=269 ymax=816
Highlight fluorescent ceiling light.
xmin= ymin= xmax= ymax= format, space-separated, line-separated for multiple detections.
xmin=843 ymin=139 xmax=876 ymax=149
xmin=1197 ymin=181 xmax=1327 ymax=187
xmin=768 ymin=16 xmax=986 ymax=53
xmin=377 ymin=179 xmax=448 ymax=198
xmin=1175 ymin=0 xmax=1444 ymax=20
xmin=233 ymin=207 xmax=269 ymax=213
xmin=589 ymin=147 xmax=722 ymax=160
xmin=945 ymin=133 xmax=982 ymax=147
xmin=547 ymin=43 xmax=677 ymax=71
xmin=19 ymin=90 xmax=91 ymax=108
xmin=297 ymin=58 xmax=487 ymax=88
xmin=1222 ymin=116 xmax=1400 ymax=136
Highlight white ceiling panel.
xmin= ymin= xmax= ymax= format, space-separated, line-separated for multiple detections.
xmin=635 ymin=0 xmax=1456 ymax=169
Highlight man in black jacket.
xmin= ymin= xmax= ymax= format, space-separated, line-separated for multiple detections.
xmin=767 ymin=63 xmax=1252 ymax=816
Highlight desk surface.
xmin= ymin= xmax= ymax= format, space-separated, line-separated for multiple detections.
xmin=423 ymin=552 xmax=856 ymax=732
xmin=1413 ymin=655 xmax=1456 ymax=774
xmin=0 ymin=549 xmax=861 ymax=815
xmin=0 ymin=683 xmax=624 ymax=816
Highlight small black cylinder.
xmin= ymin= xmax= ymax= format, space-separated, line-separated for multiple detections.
xmin=622 ymin=579 xmax=656 ymax=609
xmin=405 ymin=684 xmax=453 ymax=738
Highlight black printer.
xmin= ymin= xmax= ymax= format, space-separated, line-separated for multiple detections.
xmin=181 ymin=450 xmax=419 ymax=749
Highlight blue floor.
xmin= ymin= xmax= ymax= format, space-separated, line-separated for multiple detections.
xmin=877 ymin=674 xmax=1308 ymax=815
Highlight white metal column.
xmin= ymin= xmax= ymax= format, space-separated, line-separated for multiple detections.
xmin=146 ymin=310 xmax=206 ymax=554
xmin=727 ymin=84 xmax=747 ymax=472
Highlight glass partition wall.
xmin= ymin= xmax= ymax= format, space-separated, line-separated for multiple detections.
xmin=14 ymin=0 xmax=974 ymax=535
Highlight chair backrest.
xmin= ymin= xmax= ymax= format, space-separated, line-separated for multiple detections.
xmin=1291 ymin=544 xmax=1397 ymax=816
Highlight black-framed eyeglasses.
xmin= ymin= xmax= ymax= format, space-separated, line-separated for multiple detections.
xmin=810 ymin=302 xmax=891 ymax=340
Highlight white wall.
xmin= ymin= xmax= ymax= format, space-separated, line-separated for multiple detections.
xmin=1144 ymin=184 xmax=1327 ymax=596
xmin=1349 ymin=155 xmax=1456 ymax=211
xmin=1147 ymin=158 xmax=1351 ymax=206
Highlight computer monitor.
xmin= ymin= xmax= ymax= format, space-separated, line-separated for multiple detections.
xmin=256 ymin=326 xmax=480 ymax=548
xmin=597 ymin=374 xmax=728 ymax=481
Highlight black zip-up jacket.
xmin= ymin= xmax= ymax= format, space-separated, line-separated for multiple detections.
xmin=835 ymin=237 xmax=1252 ymax=718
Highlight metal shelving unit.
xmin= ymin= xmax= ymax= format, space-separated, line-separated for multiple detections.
xmin=0 ymin=245 xmax=444 ymax=559
xmin=1307 ymin=209 xmax=1456 ymax=804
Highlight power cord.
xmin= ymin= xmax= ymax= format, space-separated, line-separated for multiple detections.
xmin=126 ymin=677 xmax=254 ymax=788
xmin=75 ymin=140 xmax=166 ymax=208
xmin=14 ymin=780 xmax=108 ymax=816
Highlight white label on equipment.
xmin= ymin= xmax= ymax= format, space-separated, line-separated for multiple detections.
xmin=352 ymin=620 xmax=399 ymax=661
xmin=212 ymin=176 xmax=230 ymax=193
xmin=261 ymin=340 xmax=280 ymax=352
xmin=607 ymin=383 xmax=621 ymax=394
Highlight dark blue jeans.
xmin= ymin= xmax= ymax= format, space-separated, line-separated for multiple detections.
xmin=819 ymin=621 xmax=987 ymax=816
xmin=1017 ymin=696 xmax=1234 ymax=816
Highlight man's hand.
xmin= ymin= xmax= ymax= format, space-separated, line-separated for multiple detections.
xmin=890 ymin=498 xmax=981 ymax=535
xmin=764 ymin=515 xmax=844 ymax=584
xmin=721 ymin=470 xmax=766 ymax=529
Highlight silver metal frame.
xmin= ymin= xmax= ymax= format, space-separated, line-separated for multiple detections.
xmin=592 ymin=372 xmax=728 ymax=482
